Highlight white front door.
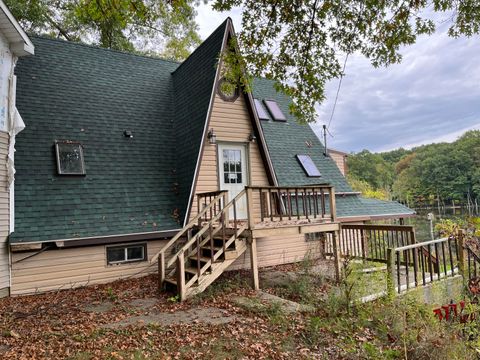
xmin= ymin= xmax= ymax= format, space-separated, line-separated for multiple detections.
xmin=218 ymin=144 xmax=248 ymax=219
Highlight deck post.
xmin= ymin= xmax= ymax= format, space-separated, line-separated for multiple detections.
xmin=246 ymin=187 xmax=255 ymax=230
xmin=249 ymin=236 xmax=259 ymax=290
xmin=328 ymin=186 xmax=337 ymax=222
xmin=223 ymin=192 xmax=230 ymax=225
xmin=386 ymin=248 xmax=396 ymax=298
xmin=176 ymin=251 xmax=186 ymax=301
xmin=158 ymin=252 xmax=165 ymax=292
xmin=457 ymin=229 xmax=466 ymax=277
xmin=332 ymin=230 xmax=342 ymax=282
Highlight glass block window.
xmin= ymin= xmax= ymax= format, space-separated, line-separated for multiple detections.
xmin=264 ymin=100 xmax=287 ymax=121
xmin=55 ymin=141 xmax=86 ymax=175
xmin=222 ymin=149 xmax=242 ymax=184
xmin=254 ymin=98 xmax=270 ymax=120
xmin=106 ymin=243 xmax=147 ymax=265
xmin=296 ymin=154 xmax=321 ymax=177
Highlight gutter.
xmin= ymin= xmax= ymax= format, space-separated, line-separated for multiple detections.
xmin=10 ymin=228 xmax=181 ymax=252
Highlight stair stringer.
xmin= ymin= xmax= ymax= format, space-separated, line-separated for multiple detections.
xmin=185 ymin=238 xmax=248 ymax=298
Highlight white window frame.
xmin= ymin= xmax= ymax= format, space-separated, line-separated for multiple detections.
xmin=106 ymin=243 xmax=147 ymax=265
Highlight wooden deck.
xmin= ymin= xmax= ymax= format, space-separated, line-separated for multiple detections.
xmin=153 ymin=184 xmax=341 ymax=301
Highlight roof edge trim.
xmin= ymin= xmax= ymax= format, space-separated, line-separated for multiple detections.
xmin=10 ymin=228 xmax=182 ymax=250
xmin=0 ymin=1 xmax=34 ymax=56
xmin=182 ymin=18 xmax=231 ymax=227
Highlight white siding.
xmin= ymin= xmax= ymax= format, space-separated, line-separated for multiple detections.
xmin=0 ymin=132 xmax=9 ymax=294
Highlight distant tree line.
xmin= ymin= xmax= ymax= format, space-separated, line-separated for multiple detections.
xmin=347 ymin=130 xmax=480 ymax=208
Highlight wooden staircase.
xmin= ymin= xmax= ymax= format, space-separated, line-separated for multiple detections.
xmin=151 ymin=184 xmax=339 ymax=301
xmin=151 ymin=190 xmax=249 ymax=301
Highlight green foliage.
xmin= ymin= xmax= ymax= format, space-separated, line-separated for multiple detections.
xmin=348 ymin=130 xmax=480 ymax=207
xmin=348 ymin=175 xmax=390 ymax=200
xmin=105 ymin=287 xmax=117 ymax=302
xmin=5 ymin=0 xmax=201 ymax=59
xmin=347 ymin=150 xmax=395 ymax=190
xmin=213 ymin=0 xmax=480 ymax=123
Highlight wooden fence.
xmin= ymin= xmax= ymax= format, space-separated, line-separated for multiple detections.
xmin=387 ymin=235 xmax=462 ymax=295
xmin=326 ymin=224 xmax=416 ymax=262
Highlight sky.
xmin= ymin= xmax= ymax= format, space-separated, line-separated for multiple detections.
xmin=195 ymin=3 xmax=480 ymax=153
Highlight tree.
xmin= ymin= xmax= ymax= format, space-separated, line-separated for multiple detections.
xmin=346 ymin=150 xmax=394 ymax=190
xmin=5 ymin=0 xmax=201 ymax=60
xmin=213 ymin=0 xmax=480 ymax=123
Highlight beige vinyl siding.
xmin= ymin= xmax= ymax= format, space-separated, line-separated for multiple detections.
xmin=189 ymin=93 xmax=269 ymax=220
xmin=329 ymin=151 xmax=347 ymax=176
xmin=230 ymin=234 xmax=323 ymax=270
xmin=10 ymin=239 xmax=168 ymax=295
xmin=0 ymin=132 xmax=9 ymax=294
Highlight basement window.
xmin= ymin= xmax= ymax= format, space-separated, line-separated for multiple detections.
xmin=296 ymin=154 xmax=321 ymax=177
xmin=55 ymin=141 xmax=86 ymax=175
xmin=254 ymin=98 xmax=270 ymax=120
xmin=264 ymin=99 xmax=287 ymax=122
xmin=106 ymin=243 xmax=147 ymax=265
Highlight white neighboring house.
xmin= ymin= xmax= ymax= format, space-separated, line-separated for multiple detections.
xmin=0 ymin=0 xmax=34 ymax=297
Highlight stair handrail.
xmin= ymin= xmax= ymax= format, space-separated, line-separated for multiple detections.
xmin=150 ymin=190 xmax=227 ymax=264
xmin=166 ymin=189 xmax=247 ymax=268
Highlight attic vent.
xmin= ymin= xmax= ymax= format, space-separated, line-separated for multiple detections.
xmin=296 ymin=154 xmax=321 ymax=177
xmin=55 ymin=141 xmax=86 ymax=175
xmin=254 ymin=99 xmax=269 ymax=120
xmin=264 ymin=100 xmax=287 ymax=122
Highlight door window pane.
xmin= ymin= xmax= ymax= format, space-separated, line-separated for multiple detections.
xmin=223 ymin=149 xmax=243 ymax=184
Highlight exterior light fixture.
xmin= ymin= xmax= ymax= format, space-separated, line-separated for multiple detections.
xmin=248 ymin=133 xmax=257 ymax=143
xmin=207 ymin=129 xmax=216 ymax=145
xmin=123 ymin=130 xmax=133 ymax=138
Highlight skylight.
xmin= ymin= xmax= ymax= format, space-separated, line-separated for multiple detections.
xmin=254 ymin=99 xmax=270 ymax=120
xmin=296 ymin=154 xmax=321 ymax=177
xmin=55 ymin=141 xmax=86 ymax=175
xmin=264 ymin=100 xmax=287 ymax=122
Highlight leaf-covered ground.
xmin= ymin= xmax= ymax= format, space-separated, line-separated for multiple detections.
xmin=0 ymin=263 xmax=476 ymax=359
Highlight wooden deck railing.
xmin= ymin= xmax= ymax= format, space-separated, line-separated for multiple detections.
xmin=326 ymin=224 xmax=416 ymax=262
xmin=197 ymin=190 xmax=228 ymax=226
xmin=387 ymin=236 xmax=461 ymax=295
xmin=245 ymin=184 xmax=336 ymax=226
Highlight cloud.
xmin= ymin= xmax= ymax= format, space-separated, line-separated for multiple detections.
xmin=195 ymin=5 xmax=480 ymax=154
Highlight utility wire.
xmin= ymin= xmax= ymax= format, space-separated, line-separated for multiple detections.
xmin=327 ymin=52 xmax=349 ymax=131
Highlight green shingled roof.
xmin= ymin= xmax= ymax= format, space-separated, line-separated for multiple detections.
xmin=252 ymin=78 xmax=352 ymax=192
xmin=11 ymin=19 xmax=413 ymax=244
xmin=11 ymin=22 xmax=229 ymax=243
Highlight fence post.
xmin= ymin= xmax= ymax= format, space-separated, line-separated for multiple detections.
xmin=176 ymin=251 xmax=186 ymax=301
xmin=332 ymin=229 xmax=342 ymax=282
xmin=361 ymin=229 xmax=367 ymax=262
xmin=249 ymin=236 xmax=260 ymax=290
xmin=328 ymin=186 xmax=337 ymax=222
xmin=158 ymin=252 xmax=165 ymax=293
xmin=457 ymin=229 xmax=466 ymax=277
xmin=246 ymin=187 xmax=255 ymax=230
xmin=386 ymin=248 xmax=396 ymax=298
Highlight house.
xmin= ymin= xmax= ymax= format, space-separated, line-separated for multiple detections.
xmin=6 ymin=18 xmax=414 ymax=298
xmin=0 ymin=1 xmax=34 ymax=298
xmin=328 ymin=148 xmax=348 ymax=176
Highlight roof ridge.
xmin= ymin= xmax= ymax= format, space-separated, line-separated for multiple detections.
xmin=172 ymin=18 xmax=229 ymax=75
xmin=28 ymin=34 xmax=182 ymax=65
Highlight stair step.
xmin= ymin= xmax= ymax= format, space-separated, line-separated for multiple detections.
xmin=188 ymin=255 xmax=214 ymax=263
xmin=185 ymin=266 xmax=212 ymax=275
